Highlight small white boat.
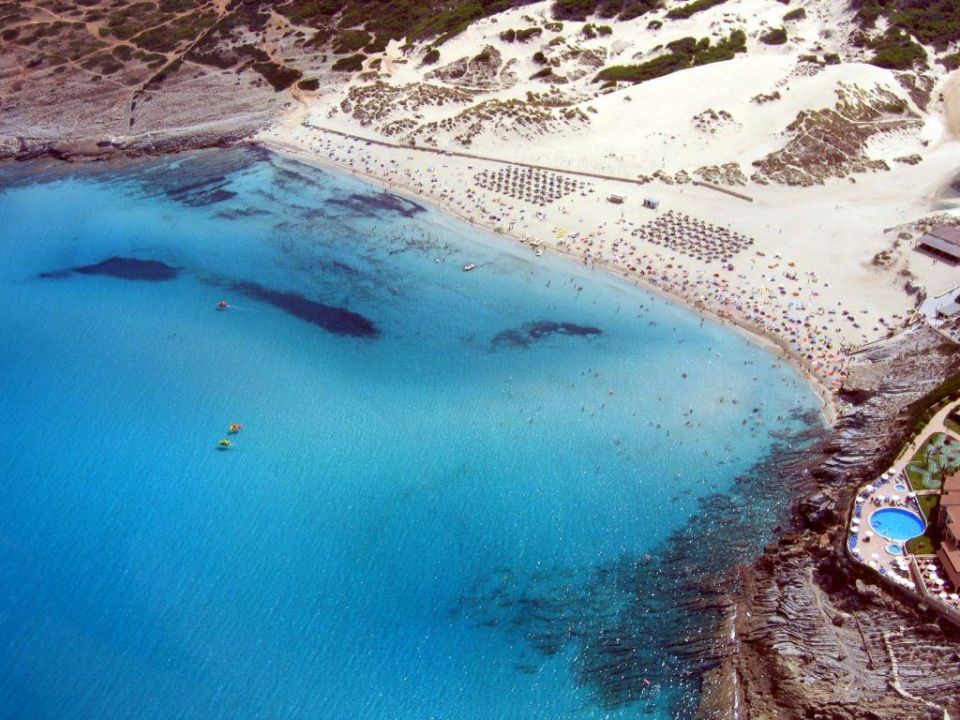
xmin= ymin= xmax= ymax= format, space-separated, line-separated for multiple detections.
xmin=535 ymin=248 xmax=544 ymax=257
xmin=463 ymin=263 xmax=476 ymax=272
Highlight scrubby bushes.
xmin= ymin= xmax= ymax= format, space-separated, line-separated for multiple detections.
xmin=501 ymin=26 xmax=543 ymax=42
xmin=666 ymin=0 xmax=728 ymax=20
xmin=868 ymin=28 xmax=928 ymax=69
xmin=854 ymin=0 xmax=960 ymax=51
xmin=253 ymin=61 xmax=302 ymax=91
xmin=422 ymin=47 xmax=440 ymax=64
xmin=783 ymin=7 xmax=805 ymax=21
xmin=552 ymin=0 xmax=661 ymax=21
xmin=594 ymin=28 xmax=746 ymax=85
xmin=941 ymin=52 xmax=960 ymax=71
xmin=333 ymin=29 xmax=371 ymax=54
xmin=581 ymin=23 xmax=612 ymax=38
xmin=331 ymin=53 xmax=365 ymax=72
xmin=760 ymin=27 xmax=787 ymax=45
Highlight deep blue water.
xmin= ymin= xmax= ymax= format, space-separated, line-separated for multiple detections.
xmin=0 ymin=148 xmax=820 ymax=719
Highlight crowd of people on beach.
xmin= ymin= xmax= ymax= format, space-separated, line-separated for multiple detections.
xmin=266 ymin=124 xmax=907 ymax=399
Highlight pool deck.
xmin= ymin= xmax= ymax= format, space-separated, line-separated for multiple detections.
xmin=846 ymin=400 xmax=960 ymax=618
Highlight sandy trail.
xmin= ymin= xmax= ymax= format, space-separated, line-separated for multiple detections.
xmin=945 ymin=70 xmax=960 ymax=139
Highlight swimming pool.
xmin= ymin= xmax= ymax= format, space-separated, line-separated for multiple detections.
xmin=886 ymin=543 xmax=903 ymax=555
xmin=870 ymin=508 xmax=925 ymax=541
xmin=895 ymin=483 xmax=907 ymax=492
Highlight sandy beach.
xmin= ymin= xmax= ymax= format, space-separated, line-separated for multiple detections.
xmin=258 ymin=89 xmax=959 ymax=427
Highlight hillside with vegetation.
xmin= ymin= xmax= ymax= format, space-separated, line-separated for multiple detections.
xmin=1 ymin=0 xmax=959 ymax=159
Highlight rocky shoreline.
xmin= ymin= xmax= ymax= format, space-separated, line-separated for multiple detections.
xmin=0 ymin=120 xmax=260 ymax=165
xmin=716 ymin=323 xmax=960 ymax=720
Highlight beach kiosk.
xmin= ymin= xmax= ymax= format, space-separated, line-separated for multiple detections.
xmin=643 ymin=196 xmax=660 ymax=210
xmin=607 ymin=193 xmax=625 ymax=205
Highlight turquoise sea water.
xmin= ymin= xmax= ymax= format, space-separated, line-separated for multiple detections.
xmin=0 ymin=149 xmax=820 ymax=719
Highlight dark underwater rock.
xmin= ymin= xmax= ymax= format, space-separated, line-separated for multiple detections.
xmin=40 ymin=256 xmax=179 ymax=281
xmin=328 ymin=191 xmax=425 ymax=218
xmin=493 ymin=321 xmax=602 ymax=349
xmin=232 ymin=280 xmax=378 ymax=338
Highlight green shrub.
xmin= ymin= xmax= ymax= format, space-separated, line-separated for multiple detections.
xmin=365 ymin=34 xmax=389 ymax=53
xmin=533 ymin=50 xmax=548 ymax=65
xmin=666 ymin=0 xmax=728 ymax=20
xmin=941 ymin=51 xmax=960 ymax=70
xmin=252 ymin=61 xmax=302 ymax=91
xmin=552 ymin=0 xmax=661 ymax=21
xmin=760 ymin=27 xmax=787 ymax=45
xmin=855 ymin=0 xmax=960 ymax=51
xmin=783 ymin=7 xmax=805 ymax=21
xmin=553 ymin=0 xmax=605 ymax=20
xmin=594 ymin=52 xmax=689 ymax=84
xmin=333 ymin=29 xmax=371 ymax=54
xmin=331 ymin=53 xmax=365 ymax=72
xmin=422 ymin=47 xmax=440 ymax=64
xmin=869 ymin=29 xmax=927 ymax=69
xmin=594 ymin=27 xmax=745 ymax=84
xmin=297 ymin=77 xmax=320 ymax=91
xmin=666 ymin=36 xmax=698 ymax=54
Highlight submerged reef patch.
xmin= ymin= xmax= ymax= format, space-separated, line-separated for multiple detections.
xmin=455 ymin=418 xmax=824 ymax=716
xmin=40 ymin=256 xmax=179 ymax=281
xmin=328 ymin=191 xmax=426 ymax=218
xmin=232 ymin=281 xmax=379 ymax=338
xmin=492 ymin=321 xmax=602 ymax=349
xmin=164 ymin=176 xmax=237 ymax=207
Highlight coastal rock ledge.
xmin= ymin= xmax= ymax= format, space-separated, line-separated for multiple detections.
xmin=720 ymin=323 xmax=960 ymax=720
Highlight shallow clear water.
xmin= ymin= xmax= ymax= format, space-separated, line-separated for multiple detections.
xmin=0 ymin=148 xmax=820 ymax=719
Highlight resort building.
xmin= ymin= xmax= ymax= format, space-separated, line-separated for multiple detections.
xmin=937 ymin=472 xmax=960 ymax=587
xmin=917 ymin=225 xmax=960 ymax=264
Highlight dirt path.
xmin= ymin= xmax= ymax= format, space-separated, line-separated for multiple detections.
xmin=945 ymin=70 xmax=960 ymax=139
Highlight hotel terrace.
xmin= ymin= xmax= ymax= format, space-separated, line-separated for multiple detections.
xmin=938 ymin=472 xmax=960 ymax=589
xmin=848 ymin=400 xmax=960 ymax=624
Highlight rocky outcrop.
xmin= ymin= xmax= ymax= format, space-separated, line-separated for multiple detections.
xmin=727 ymin=323 xmax=960 ymax=720
xmin=0 ymin=121 xmax=261 ymax=163
xmin=751 ymin=83 xmax=922 ymax=186
xmin=694 ymin=162 xmax=748 ymax=186
xmin=425 ymin=46 xmax=507 ymax=89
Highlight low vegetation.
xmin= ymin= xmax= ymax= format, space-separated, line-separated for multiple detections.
xmin=594 ymin=29 xmax=746 ymax=85
xmin=666 ymin=0 xmax=728 ymax=21
xmin=760 ymin=27 xmax=787 ymax=45
xmin=854 ymin=0 xmax=960 ymax=52
xmin=332 ymin=53 xmax=366 ymax=72
xmin=552 ymin=0 xmax=662 ymax=21
xmin=500 ymin=27 xmax=543 ymax=42
xmin=864 ymin=28 xmax=928 ymax=70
